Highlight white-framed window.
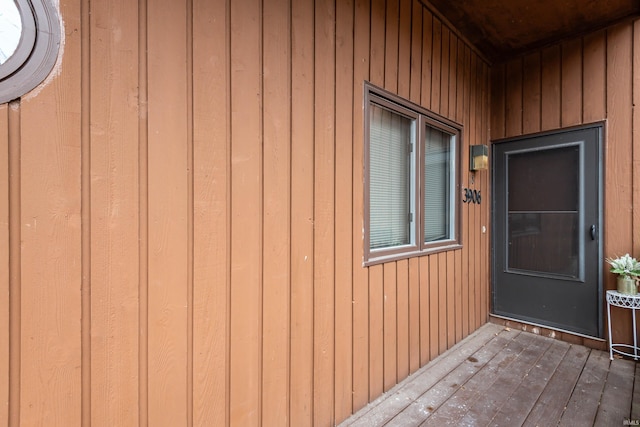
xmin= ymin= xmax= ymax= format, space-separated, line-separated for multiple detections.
xmin=364 ymin=82 xmax=461 ymax=265
xmin=0 ymin=0 xmax=61 ymax=104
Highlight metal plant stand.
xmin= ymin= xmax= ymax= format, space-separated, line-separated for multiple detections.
xmin=606 ymin=290 xmax=640 ymax=360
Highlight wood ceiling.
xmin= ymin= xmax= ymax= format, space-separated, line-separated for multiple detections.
xmin=427 ymin=0 xmax=640 ymax=63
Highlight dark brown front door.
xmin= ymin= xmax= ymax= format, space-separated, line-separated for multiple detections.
xmin=492 ymin=125 xmax=602 ymax=337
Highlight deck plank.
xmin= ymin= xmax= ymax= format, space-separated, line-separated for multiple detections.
xmin=423 ymin=330 xmax=532 ymax=426
xmin=454 ymin=332 xmax=554 ymax=426
xmin=383 ymin=329 xmax=520 ymax=426
xmin=593 ymin=358 xmax=635 ymax=426
xmin=558 ymin=349 xmax=610 ymax=426
xmin=343 ymin=323 xmax=502 ymax=427
xmin=522 ymin=344 xmax=590 ymax=427
xmin=488 ymin=339 xmax=570 ymax=426
xmin=338 ymin=325 xmax=638 ymax=427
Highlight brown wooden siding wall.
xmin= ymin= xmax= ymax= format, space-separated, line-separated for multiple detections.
xmin=0 ymin=0 xmax=490 ymax=425
xmin=490 ymin=18 xmax=640 ymax=349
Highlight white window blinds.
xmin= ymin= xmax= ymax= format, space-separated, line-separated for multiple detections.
xmin=424 ymin=126 xmax=452 ymax=242
xmin=369 ymin=104 xmax=413 ymax=249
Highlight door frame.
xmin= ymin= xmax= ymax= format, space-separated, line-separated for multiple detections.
xmin=490 ymin=122 xmax=605 ymax=338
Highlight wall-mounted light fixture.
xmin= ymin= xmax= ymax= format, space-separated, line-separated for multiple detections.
xmin=470 ymin=144 xmax=488 ymax=171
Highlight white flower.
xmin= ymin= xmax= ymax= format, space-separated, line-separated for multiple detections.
xmin=606 ymin=253 xmax=640 ymax=277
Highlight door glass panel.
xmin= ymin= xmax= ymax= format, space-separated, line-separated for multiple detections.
xmin=507 ymin=145 xmax=580 ymax=277
xmin=508 ymin=146 xmax=578 ymax=212
xmin=508 ymin=212 xmax=578 ymax=276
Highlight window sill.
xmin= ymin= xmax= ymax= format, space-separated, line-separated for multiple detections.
xmin=363 ymin=242 xmax=462 ymax=267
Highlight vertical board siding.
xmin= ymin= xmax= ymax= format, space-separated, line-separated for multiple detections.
xmin=397 ymin=258 xmax=410 ymax=380
xmin=368 ymin=264 xmax=384 ymax=401
xmin=90 ymin=0 xmax=140 ymax=424
xmin=137 ymin=1 xmax=149 ymax=423
xmin=229 ymin=0 xmax=263 ymax=425
xmin=467 ymin=53 xmax=478 ymax=333
xmin=561 ymin=39 xmax=583 ymax=127
xmin=634 ymin=21 xmax=640 ymax=264
xmin=421 ymin=9 xmax=433 ymax=109
xmin=290 ymin=0 xmax=315 ymax=423
xmin=522 ymin=52 xmax=541 ymax=134
xmin=192 ymin=0 xmax=230 ymax=425
xmin=7 ymin=103 xmax=20 ymax=427
xmin=446 ymin=251 xmax=455 ymax=348
xmin=606 ymin=23 xmax=634 ymax=345
xmin=505 ymin=58 xmax=523 ymax=136
xmin=0 ymin=0 xmax=491 ymax=425
xmin=397 ymin=0 xmax=412 ymax=100
xmin=262 ymin=0 xmax=291 ymax=426
xmin=583 ymin=31 xmax=607 ymax=123
xmin=19 ymin=0 xmax=83 ymax=423
xmin=408 ymin=257 xmax=420 ymax=373
xmin=262 ymin=0 xmax=292 ymax=421
xmin=334 ymin=0 xmax=355 ymax=420
xmin=409 ymin=1 xmax=422 ymax=105
xmin=541 ymin=46 xmax=562 ymax=131
xmin=383 ymin=262 xmax=398 ymax=392
xmin=147 ymin=0 xmax=190 ymax=424
xmin=384 ymin=0 xmax=399 ymax=92
xmin=461 ymin=46 xmax=473 ymax=339
xmin=437 ymin=253 xmax=447 ymax=353
xmin=491 ymin=20 xmax=640 ymax=347
xmin=0 ymin=105 xmax=8 ymax=426
xmin=428 ymin=256 xmax=439 ymax=359
xmin=430 ymin=19 xmax=442 ymax=113
xmin=418 ymin=256 xmax=431 ymax=365
xmin=313 ymin=0 xmax=336 ymax=424
xmin=482 ymin=63 xmax=491 ymax=324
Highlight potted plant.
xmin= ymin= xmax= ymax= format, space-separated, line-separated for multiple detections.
xmin=606 ymin=253 xmax=640 ymax=295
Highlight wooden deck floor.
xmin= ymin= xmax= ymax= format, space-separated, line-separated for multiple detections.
xmin=339 ymin=323 xmax=639 ymax=427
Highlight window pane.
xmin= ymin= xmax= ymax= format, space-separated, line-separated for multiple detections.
xmin=424 ymin=126 xmax=451 ymax=242
xmin=369 ymin=103 xmax=413 ymax=249
xmin=0 ymin=0 xmax=22 ymax=64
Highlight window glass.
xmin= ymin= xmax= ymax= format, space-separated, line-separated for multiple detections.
xmin=0 ymin=0 xmax=60 ymax=104
xmin=0 ymin=0 xmax=22 ymax=64
xmin=369 ymin=103 xmax=413 ymax=249
xmin=424 ymin=126 xmax=453 ymax=242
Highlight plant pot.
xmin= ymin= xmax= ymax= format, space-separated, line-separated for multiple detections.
xmin=617 ymin=276 xmax=638 ymax=295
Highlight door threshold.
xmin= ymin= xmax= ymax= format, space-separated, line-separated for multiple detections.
xmin=489 ymin=314 xmax=606 ymax=350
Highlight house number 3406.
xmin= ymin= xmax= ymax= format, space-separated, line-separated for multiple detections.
xmin=463 ymin=188 xmax=481 ymax=204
